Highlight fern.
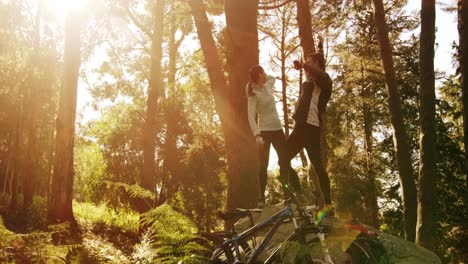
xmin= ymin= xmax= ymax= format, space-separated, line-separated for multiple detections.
xmin=103 ymin=180 xmax=156 ymax=201
xmin=138 ymin=205 xmax=209 ymax=263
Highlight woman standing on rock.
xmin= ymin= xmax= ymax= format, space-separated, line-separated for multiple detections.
xmin=246 ymin=65 xmax=301 ymax=206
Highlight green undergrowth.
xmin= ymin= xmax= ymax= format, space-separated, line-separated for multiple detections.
xmin=0 ymin=216 xmax=89 ymax=263
xmin=1 ymin=198 xmax=209 ymax=263
xmin=73 ymin=201 xmax=139 ymax=234
xmin=74 ymin=201 xmax=140 ymax=258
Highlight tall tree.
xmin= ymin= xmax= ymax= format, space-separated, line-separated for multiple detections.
xmin=190 ymin=0 xmax=260 ymax=211
xmin=47 ymin=11 xmax=81 ymax=224
xmin=416 ymin=0 xmax=437 ymax=250
xmin=224 ymin=0 xmax=261 ymax=210
xmin=371 ymin=0 xmax=418 ymax=241
xmin=23 ymin=1 xmax=42 ymax=208
xmin=361 ymin=58 xmax=379 ymax=228
xmin=161 ymin=2 xmax=191 ymax=205
xmin=458 ymin=0 xmax=468 ymax=188
xmin=141 ymin=0 xmax=166 ymax=194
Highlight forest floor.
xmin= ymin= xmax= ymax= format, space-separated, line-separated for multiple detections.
xmin=0 ymin=198 xmax=443 ymax=264
xmin=0 ymin=199 xmax=141 ymax=263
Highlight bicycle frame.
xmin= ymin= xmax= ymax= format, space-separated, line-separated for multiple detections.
xmin=215 ymin=203 xmax=300 ymax=264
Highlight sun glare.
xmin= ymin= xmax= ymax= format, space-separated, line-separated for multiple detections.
xmin=45 ymin=0 xmax=88 ymax=21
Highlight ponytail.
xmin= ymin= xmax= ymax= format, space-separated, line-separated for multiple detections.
xmin=246 ymin=65 xmax=265 ymax=97
xmin=246 ymin=82 xmax=254 ymax=97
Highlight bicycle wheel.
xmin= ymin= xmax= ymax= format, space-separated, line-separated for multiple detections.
xmin=265 ymin=229 xmax=325 ymax=264
xmin=196 ymin=232 xmax=256 ymax=264
xmin=345 ymin=235 xmax=386 ymax=264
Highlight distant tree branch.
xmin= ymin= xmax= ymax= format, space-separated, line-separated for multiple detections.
xmin=126 ymin=7 xmax=152 ymax=39
xmin=175 ymin=20 xmax=191 ymax=48
xmin=258 ymin=0 xmax=295 ymax=10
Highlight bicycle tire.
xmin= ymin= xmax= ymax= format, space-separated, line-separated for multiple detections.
xmin=346 ymin=235 xmax=386 ymax=264
xmin=198 ymin=232 xmax=257 ymax=264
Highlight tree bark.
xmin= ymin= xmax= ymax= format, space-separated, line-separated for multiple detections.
xmin=23 ymin=2 xmax=42 ymax=208
xmin=281 ymin=13 xmax=290 ymax=137
xmin=163 ymin=3 xmax=185 ymax=198
xmin=9 ymin=118 xmax=21 ymax=210
xmin=361 ymin=61 xmax=379 ymax=228
xmin=416 ymin=0 xmax=437 ymax=250
xmin=141 ymin=0 xmax=165 ymax=194
xmin=190 ymin=0 xmax=260 ymax=211
xmin=224 ymin=0 xmax=261 ymax=210
xmin=458 ymin=0 xmax=468 ymax=192
xmin=47 ymin=12 xmax=81 ymax=224
xmin=372 ymin=0 xmax=417 ymax=241
xmin=296 ymin=0 xmax=315 ymax=56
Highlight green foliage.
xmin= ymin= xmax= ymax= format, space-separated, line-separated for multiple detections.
xmin=74 ymin=141 xmax=108 ymax=203
xmin=432 ymin=76 xmax=468 ymax=263
xmin=327 ymin=0 xmax=418 ymax=226
xmin=0 ymin=218 xmax=83 ymax=263
xmin=73 ymin=201 xmax=139 ymax=234
xmin=0 ymin=216 xmax=15 ymax=260
xmin=130 ymin=231 xmax=157 ymax=263
xmin=101 ymin=180 xmax=156 ymax=211
xmin=170 ymin=131 xmax=226 ymax=232
xmin=139 ymin=204 xmax=208 ymax=263
xmin=2 ymin=196 xmax=48 ymax=232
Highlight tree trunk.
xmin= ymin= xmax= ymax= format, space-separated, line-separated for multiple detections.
xmin=224 ymin=0 xmax=261 ymax=210
xmin=48 ymin=105 xmax=56 ymax=178
xmin=190 ymin=0 xmax=260 ymax=211
xmin=458 ymin=0 xmax=468 ymax=192
xmin=23 ymin=2 xmax=42 ymax=208
xmin=47 ymin=12 xmax=81 ymax=224
xmin=296 ymin=0 xmax=315 ymax=56
xmin=279 ymin=7 xmax=290 ymax=137
xmin=3 ymin=157 xmax=10 ymax=194
xmin=416 ymin=0 xmax=437 ymax=250
xmin=372 ymin=0 xmax=417 ymax=241
xmin=164 ymin=3 xmax=183 ymax=195
xmin=141 ymin=0 xmax=165 ymax=194
xmin=9 ymin=118 xmax=21 ymax=210
xmin=361 ymin=60 xmax=379 ymax=228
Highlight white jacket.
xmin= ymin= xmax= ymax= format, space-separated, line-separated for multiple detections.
xmin=247 ymin=76 xmax=283 ymax=136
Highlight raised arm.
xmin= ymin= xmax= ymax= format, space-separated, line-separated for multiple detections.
xmin=264 ymin=75 xmax=276 ymax=91
xmin=247 ymin=96 xmax=260 ymax=136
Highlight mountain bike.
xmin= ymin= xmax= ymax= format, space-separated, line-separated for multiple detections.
xmin=199 ymin=194 xmax=385 ymax=264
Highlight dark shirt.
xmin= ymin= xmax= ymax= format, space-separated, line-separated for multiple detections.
xmin=293 ymin=67 xmax=332 ymax=126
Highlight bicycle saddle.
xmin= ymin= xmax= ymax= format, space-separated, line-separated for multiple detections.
xmin=236 ymin=208 xmax=262 ymax=213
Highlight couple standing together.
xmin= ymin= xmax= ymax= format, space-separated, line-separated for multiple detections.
xmin=247 ymin=52 xmax=332 ymax=208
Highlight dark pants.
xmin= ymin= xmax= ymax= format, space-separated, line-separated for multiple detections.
xmin=258 ymin=130 xmax=301 ymax=199
xmin=287 ymin=123 xmax=331 ymax=204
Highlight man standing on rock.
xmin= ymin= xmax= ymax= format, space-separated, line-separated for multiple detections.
xmin=288 ymin=51 xmax=333 ymax=207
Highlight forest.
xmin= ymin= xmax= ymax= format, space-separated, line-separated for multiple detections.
xmin=0 ymin=0 xmax=467 ymax=263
